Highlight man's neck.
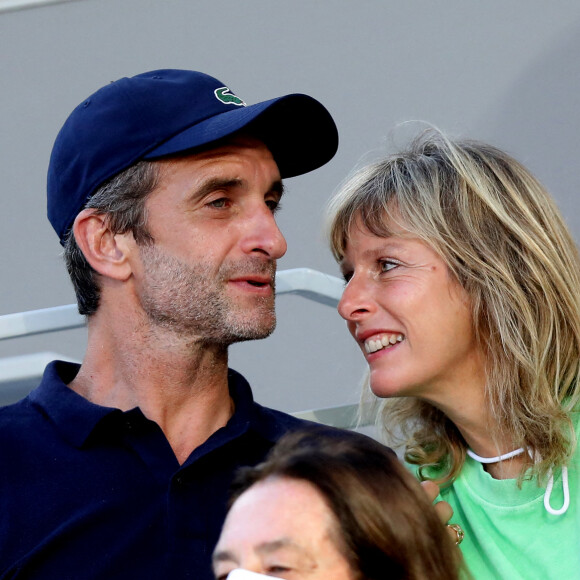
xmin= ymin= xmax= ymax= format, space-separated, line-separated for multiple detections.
xmin=70 ymin=313 xmax=235 ymax=465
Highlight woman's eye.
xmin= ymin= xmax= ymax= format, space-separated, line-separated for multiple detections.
xmin=342 ymin=272 xmax=353 ymax=285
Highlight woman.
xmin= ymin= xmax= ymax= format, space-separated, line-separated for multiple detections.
xmin=212 ymin=427 xmax=461 ymax=580
xmin=327 ymin=128 xmax=580 ymax=578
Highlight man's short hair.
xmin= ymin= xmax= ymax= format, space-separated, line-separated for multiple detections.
xmin=63 ymin=161 xmax=158 ymax=315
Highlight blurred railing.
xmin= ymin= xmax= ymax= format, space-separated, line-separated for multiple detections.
xmin=0 ymin=0 xmax=80 ymax=15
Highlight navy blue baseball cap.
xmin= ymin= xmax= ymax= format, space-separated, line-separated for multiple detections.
xmin=47 ymin=69 xmax=339 ymax=244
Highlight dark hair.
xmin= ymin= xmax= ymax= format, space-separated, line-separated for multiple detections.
xmin=63 ymin=161 xmax=159 ymax=315
xmin=230 ymin=427 xmax=461 ymax=580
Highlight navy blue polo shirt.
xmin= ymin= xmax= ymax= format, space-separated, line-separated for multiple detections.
xmin=0 ymin=360 xmax=307 ymax=579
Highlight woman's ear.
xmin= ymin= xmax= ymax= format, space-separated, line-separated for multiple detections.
xmin=73 ymin=209 xmax=133 ymax=281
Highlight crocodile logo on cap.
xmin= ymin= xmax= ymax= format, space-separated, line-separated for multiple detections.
xmin=214 ymin=87 xmax=246 ymax=106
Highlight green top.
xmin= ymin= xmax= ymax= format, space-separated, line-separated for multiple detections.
xmin=423 ymin=414 xmax=580 ymax=579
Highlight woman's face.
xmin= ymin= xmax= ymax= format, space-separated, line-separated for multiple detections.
xmin=337 ymin=215 xmax=485 ymax=407
xmin=213 ymin=477 xmax=354 ymax=580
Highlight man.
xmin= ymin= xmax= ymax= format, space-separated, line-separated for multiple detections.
xmin=0 ymin=69 xmax=338 ymax=579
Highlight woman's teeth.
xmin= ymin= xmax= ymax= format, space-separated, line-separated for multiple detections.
xmin=364 ymin=334 xmax=404 ymax=354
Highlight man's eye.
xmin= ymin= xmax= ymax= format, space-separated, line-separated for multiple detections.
xmin=208 ymin=198 xmax=229 ymax=208
xmin=266 ymin=199 xmax=281 ymax=213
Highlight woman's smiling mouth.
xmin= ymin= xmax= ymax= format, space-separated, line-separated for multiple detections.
xmin=364 ymin=333 xmax=404 ymax=354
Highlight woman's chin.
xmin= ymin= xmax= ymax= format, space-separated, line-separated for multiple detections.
xmin=369 ymin=380 xmax=407 ymax=399
xmin=368 ymin=373 xmax=425 ymax=400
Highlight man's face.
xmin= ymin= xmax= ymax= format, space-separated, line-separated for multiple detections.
xmin=130 ymin=136 xmax=287 ymax=345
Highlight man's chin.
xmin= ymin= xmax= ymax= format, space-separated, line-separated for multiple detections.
xmin=224 ymin=313 xmax=277 ymax=343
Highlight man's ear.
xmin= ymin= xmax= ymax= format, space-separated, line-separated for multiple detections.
xmin=73 ymin=209 xmax=134 ymax=281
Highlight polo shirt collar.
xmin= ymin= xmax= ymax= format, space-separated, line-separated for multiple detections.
xmin=27 ymin=361 xmax=285 ymax=453
xmin=28 ymin=360 xmax=121 ymax=448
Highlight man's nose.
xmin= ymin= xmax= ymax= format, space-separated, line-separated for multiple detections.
xmin=240 ymin=207 xmax=287 ymax=259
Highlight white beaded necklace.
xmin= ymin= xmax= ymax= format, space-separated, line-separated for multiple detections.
xmin=466 ymin=447 xmax=569 ymax=516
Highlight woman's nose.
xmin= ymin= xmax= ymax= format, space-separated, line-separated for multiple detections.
xmin=337 ymin=274 xmax=374 ymax=321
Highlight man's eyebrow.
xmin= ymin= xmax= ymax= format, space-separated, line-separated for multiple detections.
xmin=190 ymin=178 xmax=285 ymax=200
xmin=191 ymin=177 xmax=243 ymax=200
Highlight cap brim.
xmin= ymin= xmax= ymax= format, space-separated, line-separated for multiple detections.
xmin=143 ymin=94 xmax=338 ymax=178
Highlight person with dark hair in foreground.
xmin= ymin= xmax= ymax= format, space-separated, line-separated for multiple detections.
xmin=213 ymin=427 xmax=461 ymax=580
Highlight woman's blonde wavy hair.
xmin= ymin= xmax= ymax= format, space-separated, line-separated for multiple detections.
xmin=327 ymin=128 xmax=580 ymax=484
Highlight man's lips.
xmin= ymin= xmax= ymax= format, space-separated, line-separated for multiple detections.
xmin=228 ymin=276 xmax=274 ymax=291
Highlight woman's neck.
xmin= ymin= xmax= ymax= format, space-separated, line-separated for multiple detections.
xmin=427 ymin=387 xmax=525 ymax=480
